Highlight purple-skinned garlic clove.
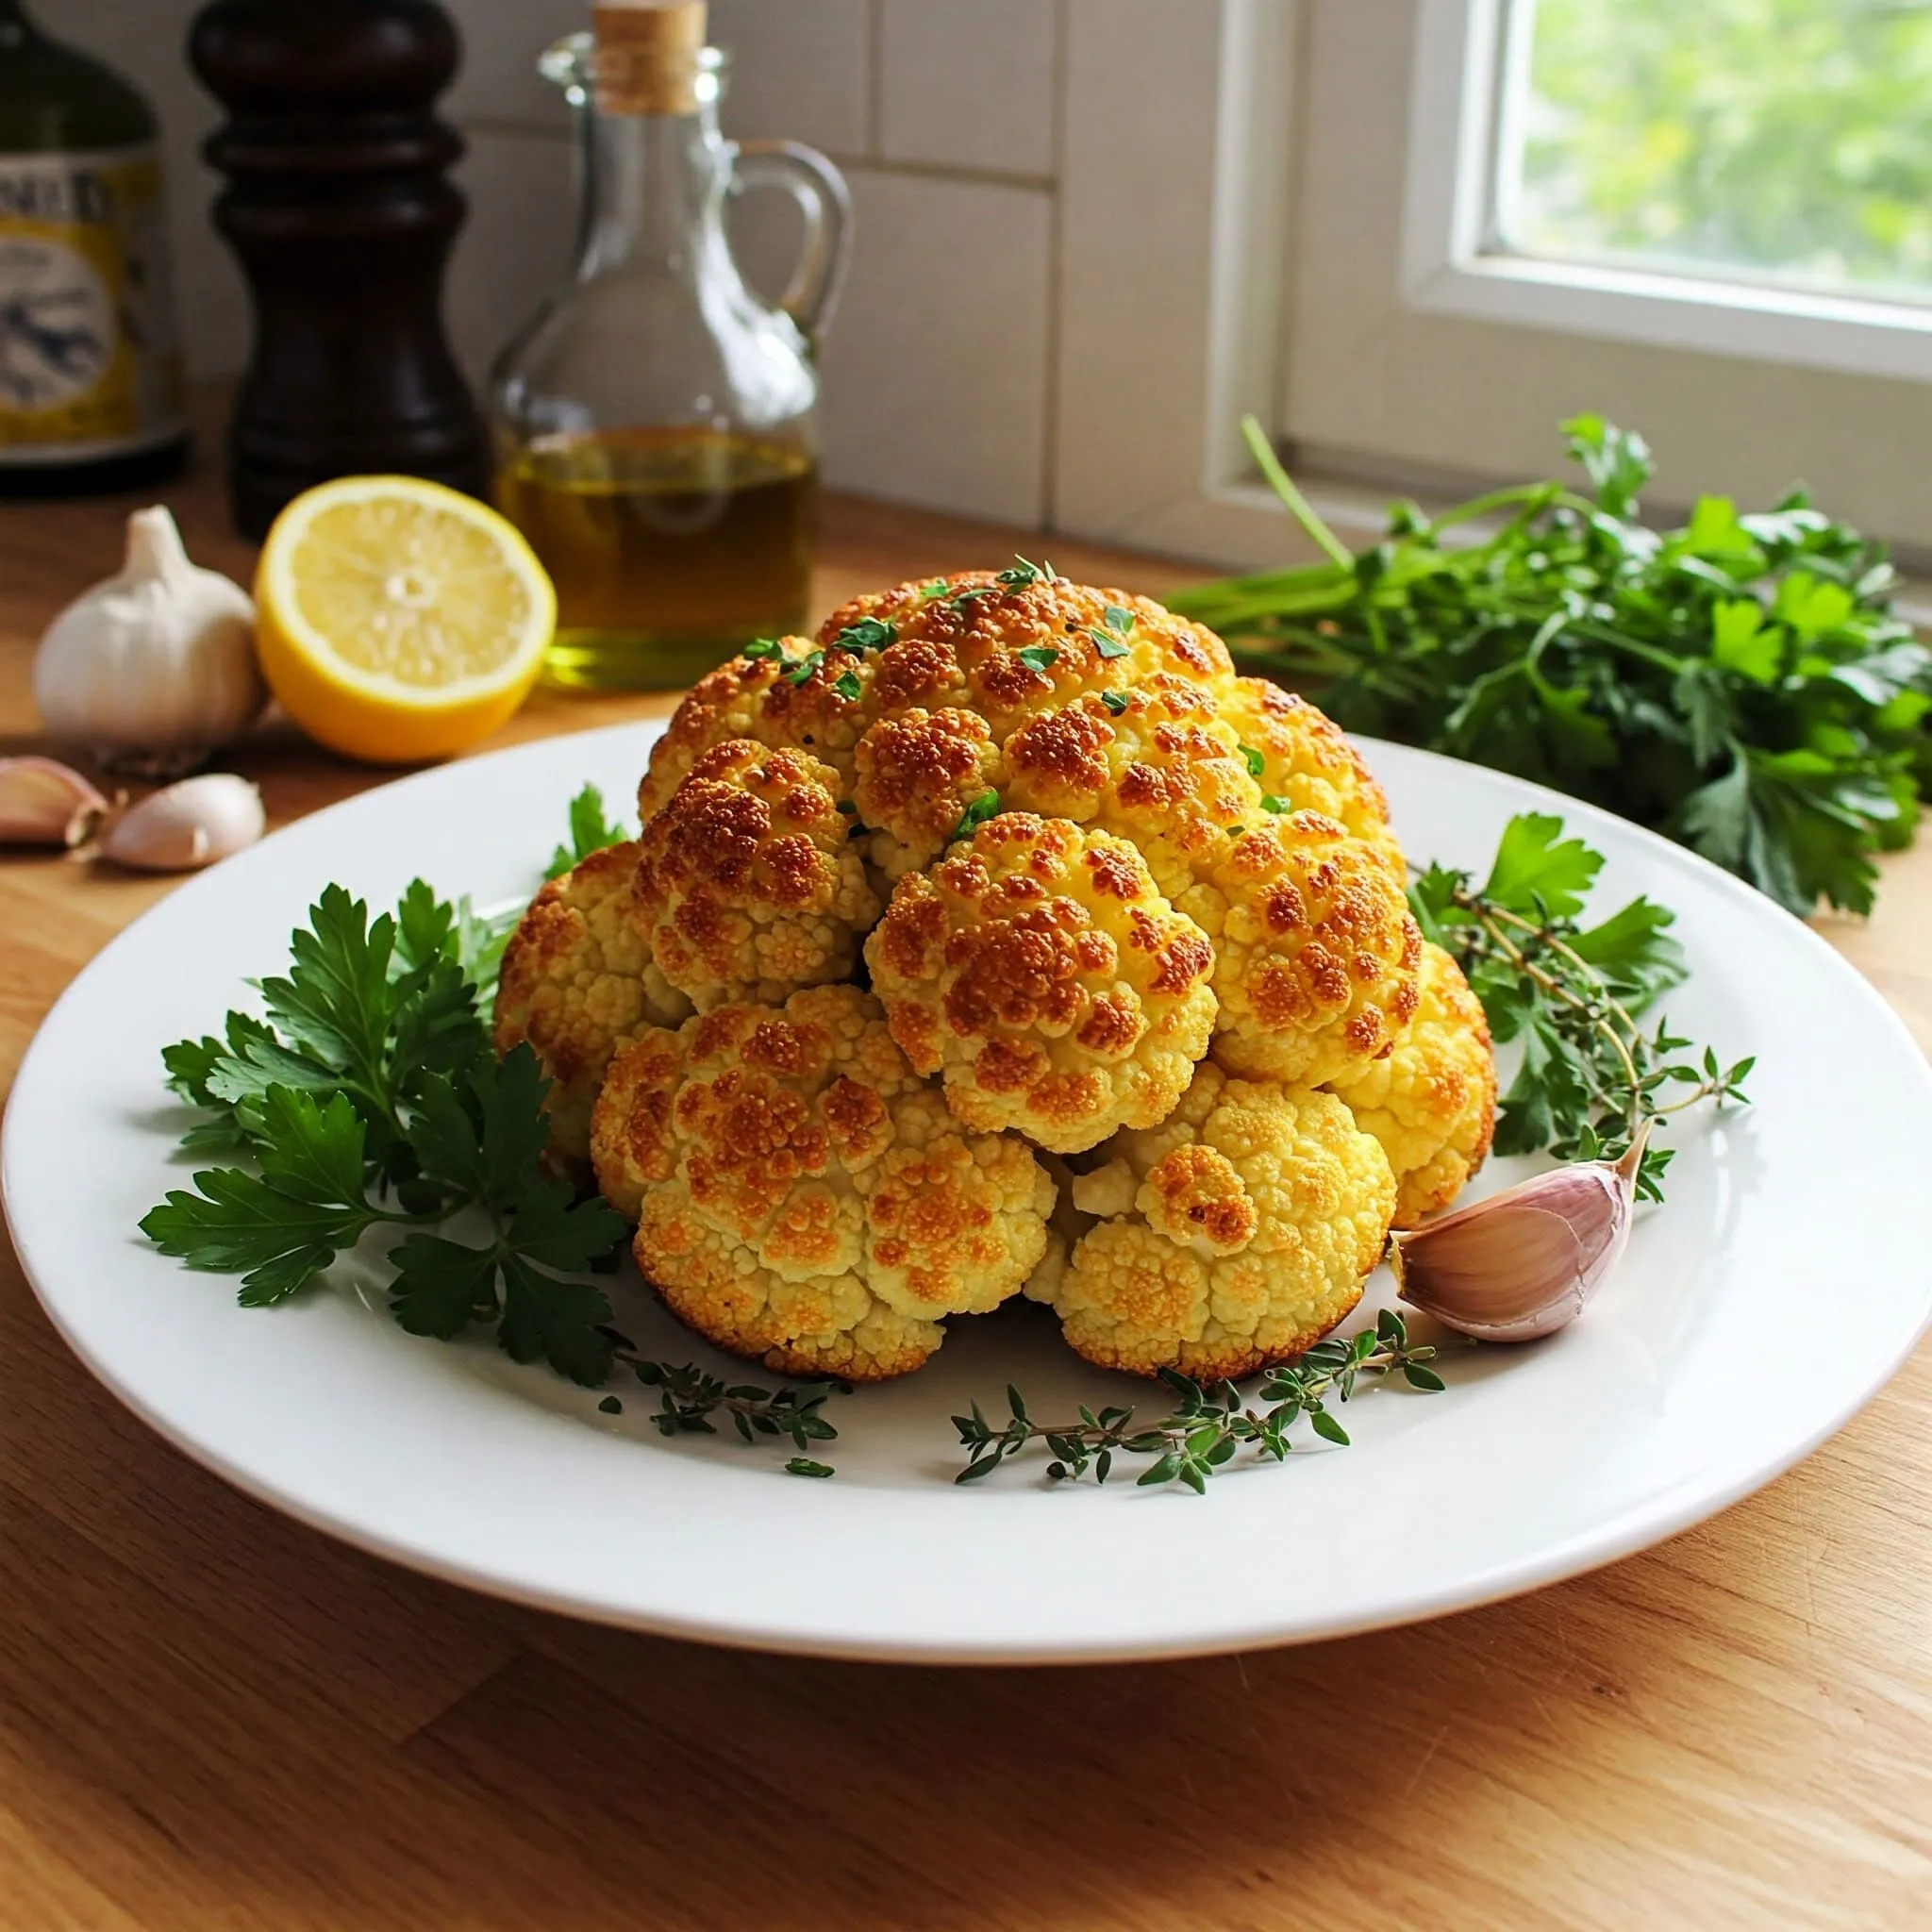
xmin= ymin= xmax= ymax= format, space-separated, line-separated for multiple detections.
xmin=0 ymin=756 xmax=110 ymax=848
xmin=1387 ymin=1130 xmax=1647 ymax=1342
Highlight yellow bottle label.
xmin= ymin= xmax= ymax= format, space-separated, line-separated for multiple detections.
xmin=0 ymin=145 xmax=185 ymax=463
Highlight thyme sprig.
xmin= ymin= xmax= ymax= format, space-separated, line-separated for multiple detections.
xmin=609 ymin=1346 xmax=843 ymax=1477
xmin=1413 ymin=812 xmax=1753 ymax=1198
xmin=955 ymin=1309 xmax=1444 ymax=1491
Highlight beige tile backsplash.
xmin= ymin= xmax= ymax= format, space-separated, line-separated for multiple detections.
xmin=50 ymin=0 xmax=1097 ymax=530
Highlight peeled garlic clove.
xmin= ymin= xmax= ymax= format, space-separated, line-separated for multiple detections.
xmin=1388 ymin=1134 xmax=1645 ymax=1342
xmin=0 ymin=757 xmax=109 ymax=847
xmin=100 ymin=774 xmax=266 ymax=873
xmin=33 ymin=506 xmax=263 ymax=779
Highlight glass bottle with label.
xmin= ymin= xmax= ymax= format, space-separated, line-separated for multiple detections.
xmin=0 ymin=0 xmax=188 ymax=494
xmin=490 ymin=0 xmax=851 ymax=690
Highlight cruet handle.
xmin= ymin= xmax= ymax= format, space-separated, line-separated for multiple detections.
xmin=730 ymin=140 xmax=854 ymax=351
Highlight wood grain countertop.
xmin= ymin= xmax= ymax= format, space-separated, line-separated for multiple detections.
xmin=2 ymin=411 xmax=1928 ymax=1931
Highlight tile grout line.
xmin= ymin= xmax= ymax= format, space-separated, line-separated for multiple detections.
xmin=867 ymin=0 xmax=885 ymax=160
xmin=1040 ymin=0 xmax=1068 ymax=535
xmin=454 ymin=114 xmax=1051 ymax=194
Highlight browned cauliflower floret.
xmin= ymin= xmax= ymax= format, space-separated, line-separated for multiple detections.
xmin=1181 ymin=808 xmax=1423 ymax=1088
xmin=850 ymin=705 xmax=1003 ymax=880
xmin=492 ymin=841 xmax=692 ymax=1160
xmin=636 ymin=641 xmax=872 ymax=822
xmin=590 ymin=987 xmax=1054 ymax=1380
xmin=1328 ymin=941 xmax=1496 ymax=1225
xmin=819 ymin=569 xmax=1235 ymax=741
xmin=1026 ymin=1063 xmax=1396 ymax=1380
xmin=865 ymin=812 xmax=1216 ymax=1154
xmin=1001 ymin=675 xmax=1261 ymax=898
xmin=633 ymin=739 xmax=881 ymax=1009
xmin=1217 ymin=677 xmax=1399 ymax=859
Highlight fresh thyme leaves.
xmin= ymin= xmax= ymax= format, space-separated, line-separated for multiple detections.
xmin=953 ymin=787 xmax=1003 ymax=841
xmin=955 ymin=1309 xmax=1443 ymax=1491
xmin=625 ymin=1357 xmax=841 ymax=1473
xmin=951 ymin=556 xmax=1057 ymax=610
xmin=1169 ymin=413 xmax=1932 ymax=915
xmin=1016 ymin=644 xmax=1059 ymax=674
xmin=1413 ymin=811 xmax=1753 ymax=1198
xmin=1239 ymin=742 xmax=1264 ymax=778
xmin=1100 ymin=690 xmax=1132 ymax=716
xmin=545 ymin=782 xmax=630 ymax=879
xmin=831 ymin=616 xmax=897 ymax=653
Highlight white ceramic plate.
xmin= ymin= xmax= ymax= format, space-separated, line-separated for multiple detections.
xmin=7 ymin=722 xmax=1930 ymax=1663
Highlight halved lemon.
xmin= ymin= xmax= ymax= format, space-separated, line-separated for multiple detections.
xmin=255 ymin=475 xmax=556 ymax=764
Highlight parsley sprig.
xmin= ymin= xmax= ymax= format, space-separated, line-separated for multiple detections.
xmin=957 ymin=1310 xmax=1444 ymax=1491
xmin=1171 ymin=413 xmax=1932 ymax=914
xmin=545 ymin=782 xmax=629 ymax=879
xmin=1412 ymin=812 xmax=1752 ymax=1198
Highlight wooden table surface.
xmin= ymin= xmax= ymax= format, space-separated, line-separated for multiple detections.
xmin=3 ymin=418 xmax=1929 ymax=1932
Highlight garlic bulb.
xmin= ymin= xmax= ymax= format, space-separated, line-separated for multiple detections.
xmin=33 ymin=507 xmax=264 ymax=778
xmin=0 ymin=757 xmax=109 ymax=847
xmin=99 ymin=774 xmax=266 ymax=872
xmin=1387 ymin=1132 xmax=1647 ymax=1342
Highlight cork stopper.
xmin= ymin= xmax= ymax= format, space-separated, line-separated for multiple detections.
xmin=593 ymin=1 xmax=708 ymax=115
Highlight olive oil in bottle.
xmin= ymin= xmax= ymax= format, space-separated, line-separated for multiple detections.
xmin=487 ymin=4 xmax=850 ymax=691
xmin=497 ymin=426 xmax=817 ymax=689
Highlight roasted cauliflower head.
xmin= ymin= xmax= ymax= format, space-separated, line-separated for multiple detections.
xmin=493 ymin=841 xmax=693 ymax=1161
xmin=818 ymin=568 xmax=1236 ymax=740
xmin=1329 ymin=941 xmax=1496 ymax=1226
xmin=590 ymin=987 xmax=1055 ymax=1380
xmin=633 ymin=739 xmax=881 ymax=1010
xmin=850 ymin=704 xmax=1004 ymax=880
xmin=1183 ymin=808 xmax=1423 ymax=1088
xmin=865 ymin=812 xmax=1217 ymax=1154
xmin=636 ymin=641 xmax=873 ymax=823
xmin=1027 ymin=1062 xmax=1396 ymax=1380
xmin=1002 ymin=675 xmax=1261 ymax=898
xmin=1217 ymin=677 xmax=1401 ymax=865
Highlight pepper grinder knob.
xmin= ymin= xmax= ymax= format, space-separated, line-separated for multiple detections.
xmin=189 ymin=0 xmax=490 ymax=539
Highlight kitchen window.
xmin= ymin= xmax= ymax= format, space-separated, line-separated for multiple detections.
xmin=1280 ymin=0 xmax=1932 ymax=556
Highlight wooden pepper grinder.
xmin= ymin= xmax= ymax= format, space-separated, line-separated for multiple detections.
xmin=189 ymin=0 xmax=489 ymax=539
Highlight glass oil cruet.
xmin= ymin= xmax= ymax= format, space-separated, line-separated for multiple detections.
xmin=489 ymin=0 xmax=851 ymax=689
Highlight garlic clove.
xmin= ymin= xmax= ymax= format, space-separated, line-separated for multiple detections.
xmin=99 ymin=774 xmax=267 ymax=873
xmin=33 ymin=506 xmax=263 ymax=779
xmin=0 ymin=757 xmax=110 ymax=848
xmin=1387 ymin=1133 xmax=1645 ymax=1342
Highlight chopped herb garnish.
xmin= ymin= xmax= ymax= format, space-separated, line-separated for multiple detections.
xmin=598 ymin=1395 xmax=623 ymax=1414
xmin=1016 ymin=644 xmax=1059 ymax=675
xmin=1091 ymin=629 xmax=1131 ymax=660
xmin=1100 ymin=690 xmax=1131 ymax=716
xmin=785 ymin=648 xmax=825 ymax=686
xmin=832 ymin=668 xmax=863 ymax=702
xmin=1239 ymin=743 xmax=1265 ymax=779
xmin=921 ymin=577 xmax=950 ymax=600
xmin=1102 ymin=604 xmax=1135 ymax=635
xmin=1258 ymin=794 xmax=1290 ymax=813
xmin=952 ymin=788 xmax=1003 ymax=841
xmin=831 ymin=616 xmax=897 ymax=653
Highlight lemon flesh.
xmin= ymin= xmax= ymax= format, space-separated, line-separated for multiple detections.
xmin=256 ymin=476 xmax=557 ymax=763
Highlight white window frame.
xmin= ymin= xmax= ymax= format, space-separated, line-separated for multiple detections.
xmin=1401 ymin=0 xmax=1932 ymax=387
